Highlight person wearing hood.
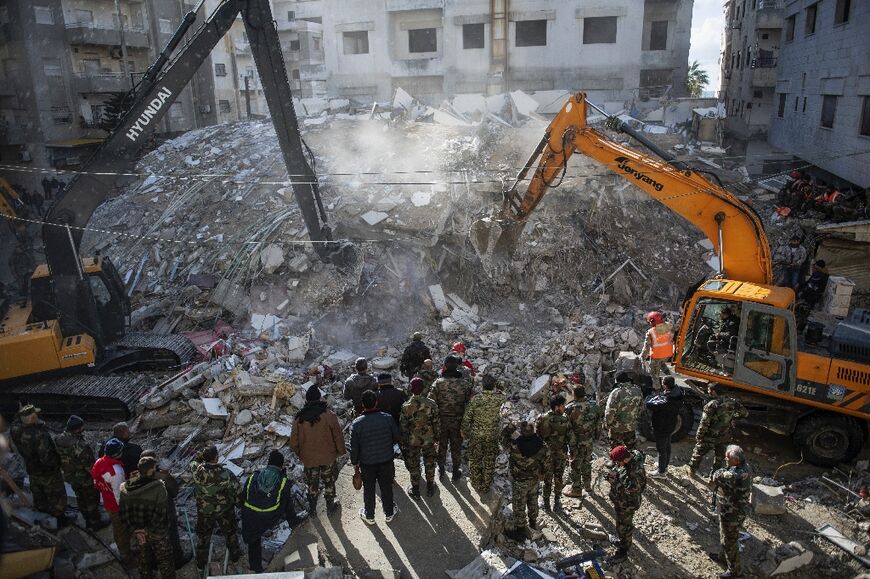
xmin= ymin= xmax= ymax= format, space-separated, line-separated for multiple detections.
xmin=290 ymin=385 xmax=346 ymax=516
xmin=644 ymin=376 xmax=684 ymax=477
xmin=376 ymin=373 xmax=407 ymax=430
xmin=503 ymin=421 xmax=547 ymax=542
xmin=92 ymin=437 xmax=133 ymax=567
xmin=119 ymin=456 xmax=175 ymax=579
xmin=240 ymin=450 xmax=302 ymax=573
xmin=140 ymin=449 xmax=190 ymax=569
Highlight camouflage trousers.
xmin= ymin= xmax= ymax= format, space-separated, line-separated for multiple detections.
xmin=719 ymin=513 xmax=745 ymax=574
xmin=466 ymin=437 xmax=499 ymax=494
xmin=613 ymin=500 xmax=641 ymax=550
xmin=689 ymin=437 xmax=727 ymax=472
xmin=438 ymin=416 xmax=463 ymax=472
xmin=70 ymin=480 xmax=102 ymax=527
xmin=648 ymin=358 xmax=668 ymax=389
xmin=511 ymin=477 xmax=540 ymax=528
xmin=195 ymin=509 xmax=240 ymax=569
xmin=304 ymin=463 xmax=338 ymax=500
xmin=404 ymin=444 xmax=437 ymax=486
xmin=109 ymin=510 xmax=133 ymax=563
xmin=29 ymin=471 xmax=67 ymax=518
xmin=608 ymin=429 xmax=637 ymax=450
xmin=569 ymin=442 xmax=594 ymax=493
xmin=135 ymin=529 xmax=176 ymax=579
xmin=543 ymin=448 xmax=567 ymax=502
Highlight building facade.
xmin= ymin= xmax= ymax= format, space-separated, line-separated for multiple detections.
xmin=767 ymin=0 xmax=869 ymax=187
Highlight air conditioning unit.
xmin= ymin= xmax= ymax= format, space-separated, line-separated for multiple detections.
xmin=199 ymin=104 xmax=211 ymax=114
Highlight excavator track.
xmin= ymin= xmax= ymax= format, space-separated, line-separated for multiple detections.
xmin=99 ymin=332 xmax=198 ymax=373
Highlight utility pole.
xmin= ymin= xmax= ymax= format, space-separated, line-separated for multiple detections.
xmin=114 ymin=0 xmax=131 ymax=88
xmin=244 ymin=74 xmax=252 ymax=117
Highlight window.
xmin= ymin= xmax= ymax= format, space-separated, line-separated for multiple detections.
xmin=794 ymin=96 xmax=798 ymax=111
xmin=648 ymin=20 xmax=668 ymax=50
xmin=343 ymin=31 xmax=369 ymax=55
xmin=785 ymin=14 xmax=795 ymax=41
xmin=583 ymin=17 xmax=617 ymax=45
xmin=762 ymin=33 xmax=769 ymax=40
xmin=516 ymin=19 xmax=547 ymax=47
xmin=215 ymin=63 xmax=227 ymax=76
xmin=313 ymin=37 xmax=320 ymax=51
xmin=43 ymin=58 xmax=61 ymax=77
xmin=834 ymin=0 xmax=851 ymax=24
xmin=805 ymin=3 xmax=817 ymax=35
xmin=462 ymin=23 xmax=485 ymax=49
xmin=34 ymin=5 xmax=53 ymax=24
xmin=408 ymin=28 xmax=437 ymax=53
xmin=159 ymin=18 xmax=173 ymax=34
xmin=289 ymin=40 xmax=300 ymax=51
xmin=73 ymin=9 xmax=93 ymax=26
xmin=803 ymin=97 xmax=807 ymax=112
xmin=777 ymin=93 xmax=786 ymax=117
xmin=219 ymin=100 xmax=231 ymax=113
xmin=291 ymin=69 xmax=300 ymax=80
xmin=169 ymin=102 xmax=183 ymax=120
xmin=821 ymin=95 xmax=837 ymax=128
xmin=287 ymin=10 xmax=295 ymax=21
xmin=753 ymin=90 xmax=762 ymax=98
xmin=861 ymin=97 xmax=870 ymax=136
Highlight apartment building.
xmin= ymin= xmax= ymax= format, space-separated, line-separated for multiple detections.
xmin=767 ymin=0 xmax=869 ymax=187
xmin=277 ymin=0 xmax=694 ymax=105
xmin=719 ymin=0 xmax=784 ymax=140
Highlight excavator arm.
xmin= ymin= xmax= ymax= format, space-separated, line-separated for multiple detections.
xmin=472 ymin=92 xmax=773 ymax=285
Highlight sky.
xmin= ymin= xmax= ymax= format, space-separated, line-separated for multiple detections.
xmin=688 ymin=0 xmax=726 ymax=96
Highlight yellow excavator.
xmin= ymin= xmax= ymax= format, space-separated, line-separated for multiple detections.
xmin=473 ymin=92 xmax=870 ymax=466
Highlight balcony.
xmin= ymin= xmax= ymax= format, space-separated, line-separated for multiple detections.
xmin=751 ymin=67 xmax=777 ymax=87
xmin=72 ymin=72 xmax=133 ymax=94
xmin=756 ymin=0 xmax=783 ymax=28
xmin=751 ymin=56 xmax=777 ymax=69
xmin=276 ymin=19 xmax=323 ymax=33
xmin=386 ymin=0 xmax=443 ymax=11
xmin=65 ymin=22 xmax=150 ymax=48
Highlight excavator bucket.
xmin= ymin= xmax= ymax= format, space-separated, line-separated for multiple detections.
xmin=469 ymin=216 xmax=527 ymax=273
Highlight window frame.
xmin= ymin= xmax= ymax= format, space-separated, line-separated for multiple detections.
xmin=648 ymin=20 xmax=668 ymax=51
xmin=859 ymin=96 xmax=870 ymax=137
xmin=462 ymin=22 xmax=485 ymax=50
xmin=834 ymin=0 xmax=851 ymax=24
xmin=820 ymin=94 xmax=837 ymax=129
xmin=342 ymin=30 xmax=370 ymax=55
xmin=583 ymin=16 xmax=617 ymax=45
xmin=214 ymin=62 xmax=227 ymax=77
xmin=408 ymin=27 xmax=437 ymax=53
xmin=515 ymin=19 xmax=548 ymax=48
xmin=784 ymin=14 xmax=796 ymax=42
xmin=805 ymin=3 xmax=818 ymax=36
xmin=218 ymin=99 xmax=231 ymax=114
xmin=777 ymin=93 xmax=786 ymax=118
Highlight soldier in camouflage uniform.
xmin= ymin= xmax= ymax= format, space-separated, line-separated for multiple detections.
xmin=711 ymin=445 xmax=752 ymax=578
xmin=536 ymin=395 xmax=570 ymax=511
xmin=606 ymin=445 xmax=647 ymax=563
xmin=191 ymin=445 xmax=241 ymax=571
xmin=55 ymin=415 xmax=103 ymax=529
xmin=119 ymin=456 xmax=176 ymax=579
xmin=504 ymin=421 xmax=547 ymax=542
xmin=400 ymin=377 xmax=440 ymax=497
xmin=10 ymin=405 xmax=67 ymax=521
xmin=416 ymin=359 xmax=439 ymax=397
xmin=430 ymin=355 xmax=473 ymax=482
xmin=461 ymin=375 xmax=505 ymax=495
xmin=563 ymin=383 xmax=601 ymax=500
xmin=604 ymin=372 xmax=643 ymax=449
xmin=688 ymin=383 xmax=749 ymax=476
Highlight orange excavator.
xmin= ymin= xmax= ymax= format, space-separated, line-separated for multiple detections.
xmin=472 ymin=92 xmax=870 ymax=466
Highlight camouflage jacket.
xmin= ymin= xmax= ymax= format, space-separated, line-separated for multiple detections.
xmin=119 ymin=474 xmax=168 ymax=532
xmin=604 ymin=383 xmax=643 ymax=432
xmin=55 ymin=430 xmax=96 ymax=486
xmin=508 ymin=435 xmax=548 ymax=483
xmin=417 ymin=369 xmax=439 ymax=396
xmin=712 ymin=461 xmax=753 ymax=519
xmin=10 ymin=421 xmax=62 ymax=476
xmin=462 ymin=390 xmax=505 ymax=442
xmin=536 ymin=410 xmax=571 ymax=453
xmin=191 ymin=456 xmax=240 ymax=517
xmin=430 ymin=376 xmax=472 ymax=418
xmin=697 ymin=396 xmax=749 ymax=442
xmin=566 ymin=397 xmax=601 ymax=445
xmin=607 ymin=450 xmax=647 ymax=507
xmin=400 ymin=394 xmax=440 ymax=448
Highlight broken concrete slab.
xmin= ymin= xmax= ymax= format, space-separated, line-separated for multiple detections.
xmin=287 ymin=334 xmax=310 ymax=362
xmin=259 ymin=244 xmax=284 ymax=274
xmin=761 ymin=541 xmax=813 ymax=576
xmin=323 ymin=349 xmax=358 ymax=368
xmin=530 ymin=374 xmax=550 ymax=402
xmin=371 ymin=356 xmax=397 ymax=370
xmin=411 ymin=190 xmax=432 ymax=207
xmin=361 ymin=210 xmax=389 ymax=225
xmin=428 ymin=284 xmax=450 ymax=315
xmin=752 ymin=483 xmax=788 ymax=515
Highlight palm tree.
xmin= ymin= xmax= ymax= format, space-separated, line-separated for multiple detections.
xmin=686 ymin=61 xmax=710 ymax=97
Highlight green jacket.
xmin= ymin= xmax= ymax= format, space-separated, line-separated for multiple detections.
xmin=508 ymin=434 xmax=548 ymax=483
xmin=55 ymin=430 xmax=96 ymax=486
xmin=536 ymin=410 xmax=571 ymax=452
xmin=697 ymin=396 xmax=748 ymax=442
xmin=11 ymin=421 xmax=62 ymax=476
xmin=119 ymin=474 xmax=168 ymax=532
xmin=191 ymin=457 xmax=240 ymax=517
xmin=430 ymin=376 xmax=472 ymax=419
xmin=566 ymin=397 xmax=601 ymax=446
xmin=607 ymin=450 xmax=647 ymax=509
xmin=604 ymin=383 xmax=643 ymax=432
xmin=462 ymin=390 xmax=505 ymax=442
xmin=400 ymin=394 xmax=440 ymax=448
xmin=712 ymin=461 xmax=753 ymax=518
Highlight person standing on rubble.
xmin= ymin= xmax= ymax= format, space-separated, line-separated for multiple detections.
xmin=563 ymin=381 xmax=601 ymax=502
xmin=536 ymin=395 xmax=570 ymax=512
xmin=119 ymin=456 xmax=175 ymax=579
xmin=191 ymin=444 xmax=241 ymax=572
xmin=604 ymin=372 xmax=643 ymax=450
xmin=687 ymin=383 xmax=748 ymax=477
xmin=641 ymin=311 xmax=674 ymax=390
xmin=400 ymin=377 xmax=440 ymax=498
xmin=140 ymin=449 xmax=189 ymax=569
xmin=417 ymin=359 xmax=439 ymax=396
xmin=774 ymin=235 xmax=808 ymax=289
xmin=55 ymin=415 xmax=104 ymax=530
xmin=92 ymin=437 xmax=134 ymax=567
xmin=710 ymin=445 xmax=752 ymax=579
xmin=450 ymin=342 xmax=476 ymax=380
xmin=431 ymin=355 xmax=473 ymax=482
xmin=99 ymin=422 xmax=142 ymax=477
xmin=400 ymin=332 xmax=432 ymax=379
xmin=10 ymin=405 xmax=68 ymax=524
xmin=289 ymin=385 xmax=346 ymax=516
xmin=461 ymin=374 xmax=505 ymax=495
xmin=344 ymin=357 xmax=377 ymax=415
xmin=240 ymin=450 xmax=302 ymax=573
xmin=644 ymin=376 xmax=684 ymax=478
xmin=606 ymin=444 xmax=646 ymax=563
xmin=503 ymin=421 xmax=547 ymax=542
xmin=350 ymin=390 xmax=400 ymax=525
xmin=376 ymin=373 xmax=407 ymax=430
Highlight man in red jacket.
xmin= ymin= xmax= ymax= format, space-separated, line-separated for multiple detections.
xmin=92 ymin=438 xmax=133 ymax=567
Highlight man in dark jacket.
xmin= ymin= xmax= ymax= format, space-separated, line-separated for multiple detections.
xmin=376 ymin=373 xmax=407 ymax=429
xmin=100 ymin=422 xmax=143 ymax=477
xmin=344 ymin=357 xmax=377 ymax=415
xmin=644 ymin=376 xmax=684 ymax=477
xmin=240 ymin=450 xmax=301 ymax=574
xmin=119 ymin=456 xmax=175 ymax=579
xmin=400 ymin=332 xmax=431 ymax=378
xmin=350 ymin=390 xmax=400 ymax=525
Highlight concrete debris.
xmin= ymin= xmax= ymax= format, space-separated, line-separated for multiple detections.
xmin=361 ymin=210 xmax=389 ymax=225
xmin=761 ymin=541 xmax=814 ymax=576
xmin=446 ymin=549 xmax=513 ymax=579
xmin=260 ymin=244 xmax=285 ymax=274
xmin=752 ymin=483 xmax=788 ymax=515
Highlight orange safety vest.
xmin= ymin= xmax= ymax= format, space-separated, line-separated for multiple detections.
xmin=648 ymin=325 xmax=674 ymax=359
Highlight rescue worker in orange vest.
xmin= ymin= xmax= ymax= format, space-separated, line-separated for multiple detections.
xmin=640 ymin=311 xmax=675 ymax=390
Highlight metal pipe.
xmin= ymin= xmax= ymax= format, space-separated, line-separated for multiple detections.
xmin=715 ymin=212 xmax=726 ymax=276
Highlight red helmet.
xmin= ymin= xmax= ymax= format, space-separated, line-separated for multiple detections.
xmin=451 ymin=342 xmax=466 ymax=354
xmin=646 ymin=311 xmax=664 ymax=326
xmin=789 ymin=171 xmax=801 ymax=179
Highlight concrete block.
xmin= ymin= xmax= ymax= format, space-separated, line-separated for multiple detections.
xmin=530 ymin=374 xmax=550 ymax=402
xmin=762 ymin=541 xmax=813 ymax=576
xmin=428 ymin=284 xmax=450 ymax=315
xmin=752 ymin=483 xmax=788 ymax=515
xmin=361 ymin=210 xmax=388 ymax=225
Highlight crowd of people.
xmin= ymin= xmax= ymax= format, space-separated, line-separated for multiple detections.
xmin=776 ymin=170 xmax=867 ymax=222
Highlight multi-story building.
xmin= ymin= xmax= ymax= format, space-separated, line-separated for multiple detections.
xmin=277 ymin=0 xmax=695 ymax=105
xmin=720 ymin=0 xmax=784 ymax=140
xmin=768 ymin=0 xmax=869 ymax=187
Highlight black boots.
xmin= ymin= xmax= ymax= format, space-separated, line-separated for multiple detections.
xmin=407 ymin=484 xmax=422 ymax=498
xmin=609 ymin=548 xmax=628 ymax=564
xmin=452 ymin=468 xmax=462 ymax=483
xmin=542 ymin=496 xmax=552 ymax=512
xmin=308 ymin=495 xmax=318 ymax=516
xmin=426 ymin=481 xmax=435 ymax=496
xmin=553 ymin=496 xmax=563 ymax=512
xmin=438 ymin=464 xmax=446 ymax=479
xmin=505 ymin=527 xmax=527 ymax=542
